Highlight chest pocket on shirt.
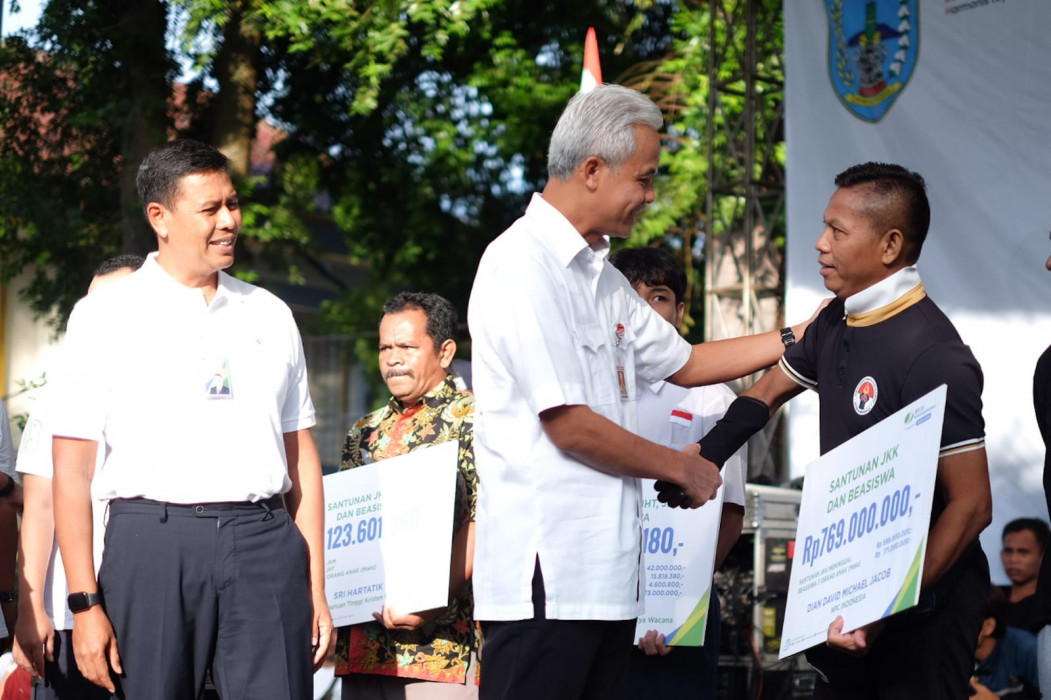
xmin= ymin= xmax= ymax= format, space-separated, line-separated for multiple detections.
xmin=227 ymin=332 xmax=293 ymax=405
xmin=573 ymin=323 xmax=615 ymax=410
xmin=572 ymin=322 xmax=638 ymax=418
xmin=667 ymin=413 xmax=695 ymax=451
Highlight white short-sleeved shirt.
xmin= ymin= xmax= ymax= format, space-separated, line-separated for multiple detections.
xmin=636 ymin=381 xmax=747 ymax=508
xmin=468 ymin=193 xmax=693 ymax=621
xmin=16 ymin=394 xmax=106 ymax=630
xmin=48 ymin=253 xmax=315 ymax=503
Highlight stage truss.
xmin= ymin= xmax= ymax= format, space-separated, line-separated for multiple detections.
xmin=703 ymin=0 xmax=789 ymax=482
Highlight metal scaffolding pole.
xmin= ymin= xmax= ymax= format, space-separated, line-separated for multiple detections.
xmin=704 ymin=0 xmax=788 ymax=482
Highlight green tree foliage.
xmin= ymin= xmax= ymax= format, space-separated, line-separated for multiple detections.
xmin=619 ymin=0 xmax=786 ymax=339
xmin=0 ymin=0 xmax=677 ymax=332
xmin=0 ymin=0 xmax=784 ymax=349
xmin=0 ymin=0 xmax=171 ymax=326
xmin=231 ymin=0 xmax=677 ymax=341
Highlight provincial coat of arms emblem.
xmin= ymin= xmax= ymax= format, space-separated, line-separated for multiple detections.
xmin=826 ymin=0 xmax=918 ymax=122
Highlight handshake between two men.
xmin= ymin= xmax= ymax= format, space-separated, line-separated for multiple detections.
xmin=655 ymin=396 xmax=772 ymax=509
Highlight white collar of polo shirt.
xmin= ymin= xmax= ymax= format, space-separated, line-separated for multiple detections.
xmin=140 ymin=252 xmax=244 ymax=309
xmin=843 ymin=265 xmax=922 ymax=317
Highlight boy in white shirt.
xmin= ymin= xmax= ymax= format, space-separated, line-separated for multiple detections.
xmin=610 ymin=247 xmax=747 ymax=698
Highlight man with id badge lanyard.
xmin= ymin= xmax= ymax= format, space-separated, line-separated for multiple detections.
xmin=467 ymin=85 xmax=817 ymax=700
xmin=49 ymin=140 xmax=331 ymax=700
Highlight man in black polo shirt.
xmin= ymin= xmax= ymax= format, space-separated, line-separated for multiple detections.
xmin=659 ymin=162 xmax=991 ymax=699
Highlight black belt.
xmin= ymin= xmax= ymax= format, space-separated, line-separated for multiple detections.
xmin=110 ymin=495 xmax=285 ymax=522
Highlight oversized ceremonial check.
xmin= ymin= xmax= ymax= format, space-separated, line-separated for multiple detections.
xmin=635 ymin=477 xmax=724 ymax=646
xmin=779 ymin=385 xmax=946 ymax=659
xmin=323 ymin=441 xmax=458 ymax=627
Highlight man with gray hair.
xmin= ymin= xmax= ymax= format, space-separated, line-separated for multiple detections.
xmin=468 ymin=84 xmax=813 ymax=698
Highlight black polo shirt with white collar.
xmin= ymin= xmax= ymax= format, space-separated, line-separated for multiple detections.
xmin=780 ymin=269 xmax=985 ymax=460
xmin=787 ymin=268 xmax=988 ymax=700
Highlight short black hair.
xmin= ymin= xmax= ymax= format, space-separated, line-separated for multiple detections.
xmin=1003 ymin=517 xmax=1050 ymax=552
xmin=608 ymin=247 xmax=687 ymax=306
xmin=834 ymin=162 xmax=930 ymax=265
xmin=136 ymin=140 xmax=231 ymax=213
xmin=381 ymin=292 xmax=458 ymax=354
xmin=94 ymin=254 xmax=145 ymax=277
xmin=981 ymin=585 xmax=1009 ymax=640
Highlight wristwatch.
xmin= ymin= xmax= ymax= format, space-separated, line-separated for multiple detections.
xmin=67 ymin=591 xmax=104 ymax=614
xmin=780 ymin=326 xmax=796 ymax=348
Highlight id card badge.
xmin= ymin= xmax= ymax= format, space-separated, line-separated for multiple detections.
xmin=204 ymin=359 xmax=233 ymax=399
xmin=614 ymin=322 xmax=629 ymax=401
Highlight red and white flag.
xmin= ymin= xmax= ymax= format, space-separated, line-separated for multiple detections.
xmin=579 ymin=27 xmax=602 ymax=93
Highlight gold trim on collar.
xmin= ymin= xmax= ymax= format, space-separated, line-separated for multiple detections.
xmin=846 ymin=283 xmax=927 ymax=327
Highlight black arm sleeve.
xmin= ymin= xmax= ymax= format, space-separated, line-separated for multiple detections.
xmin=655 ymin=395 xmax=770 ymax=508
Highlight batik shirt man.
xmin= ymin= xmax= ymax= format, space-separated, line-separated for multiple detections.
xmin=335 ymin=376 xmax=478 ymax=685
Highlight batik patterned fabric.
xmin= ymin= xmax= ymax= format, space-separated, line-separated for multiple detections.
xmin=334 ymin=376 xmax=478 ymax=684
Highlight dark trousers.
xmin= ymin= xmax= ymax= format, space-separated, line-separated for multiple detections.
xmin=478 ymin=560 xmax=635 ymax=700
xmin=806 ymin=547 xmax=990 ymax=700
xmin=32 ymin=629 xmax=112 ymax=700
xmin=623 ymin=588 xmax=721 ymax=698
xmin=99 ymin=497 xmax=313 ymax=700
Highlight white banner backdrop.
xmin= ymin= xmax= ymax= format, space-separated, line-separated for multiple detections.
xmin=784 ymin=0 xmax=1051 ymax=582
